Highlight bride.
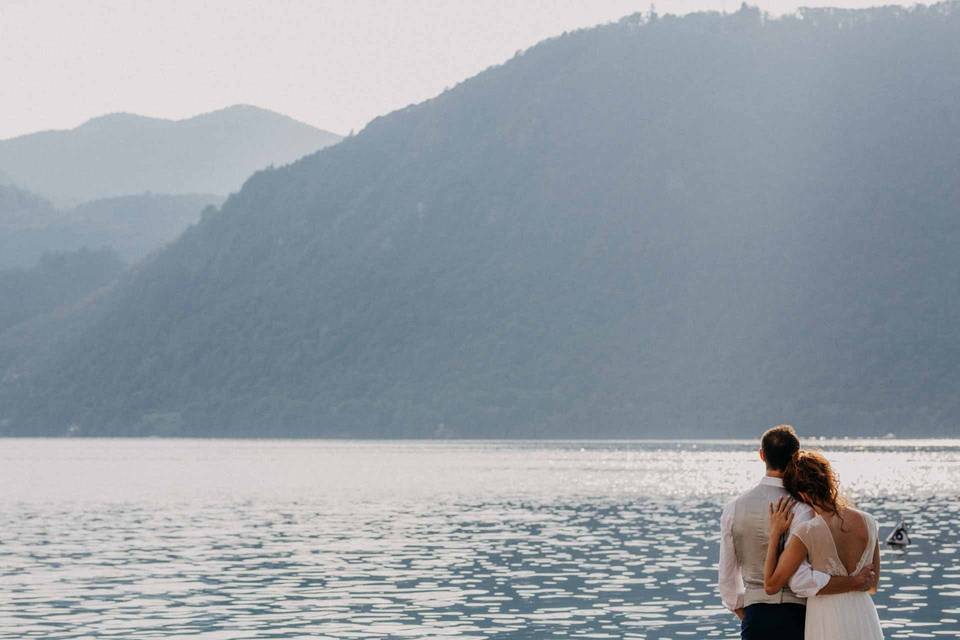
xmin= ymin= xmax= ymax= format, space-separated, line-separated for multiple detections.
xmin=763 ymin=450 xmax=884 ymax=640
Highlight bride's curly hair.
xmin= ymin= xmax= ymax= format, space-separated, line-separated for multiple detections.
xmin=783 ymin=449 xmax=848 ymax=519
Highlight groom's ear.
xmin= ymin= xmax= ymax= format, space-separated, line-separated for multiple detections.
xmin=758 ymin=447 xmax=766 ymax=463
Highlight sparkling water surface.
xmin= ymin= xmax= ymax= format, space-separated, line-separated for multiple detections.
xmin=1 ymin=438 xmax=958 ymax=639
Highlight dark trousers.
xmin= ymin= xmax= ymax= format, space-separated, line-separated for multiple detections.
xmin=741 ymin=603 xmax=805 ymax=640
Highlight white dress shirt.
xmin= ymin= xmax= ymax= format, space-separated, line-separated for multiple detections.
xmin=718 ymin=476 xmax=830 ymax=610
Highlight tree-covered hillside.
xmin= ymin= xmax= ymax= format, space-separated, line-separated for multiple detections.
xmin=0 ymin=105 xmax=341 ymax=206
xmin=0 ymin=249 xmax=124 ymax=334
xmin=3 ymin=4 xmax=960 ymax=437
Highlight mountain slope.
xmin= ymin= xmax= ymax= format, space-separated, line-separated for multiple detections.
xmin=3 ymin=4 xmax=960 ymax=437
xmin=0 ymin=105 xmax=341 ymax=205
xmin=0 ymin=188 xmax=222 ymax=268
xmin=59 ymin=193 xmax=223 ymax=263
xmin=0 ymin=184 xmax=58 ymax=229
xmin=0 ymin=249 xmax=124 ymax=333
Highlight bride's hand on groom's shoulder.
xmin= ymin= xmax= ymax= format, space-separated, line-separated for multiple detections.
xmin=768 ymin=496 xmax=795 ymax=538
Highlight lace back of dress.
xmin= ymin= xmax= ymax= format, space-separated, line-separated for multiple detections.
xmin=795 ymin=511 xmax=876 ymax=577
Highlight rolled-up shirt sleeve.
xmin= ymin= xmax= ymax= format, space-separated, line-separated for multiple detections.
xmin=718 ymin=499 xmax=744 ymax=611
xmin=788 ymin=559 xmax=830 ymax=597
xmin=787 ymin=503 xmax=831 ymax=597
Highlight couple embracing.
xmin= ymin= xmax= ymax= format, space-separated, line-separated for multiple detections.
xmin=719 ymin=424 xmax=884 ymax=639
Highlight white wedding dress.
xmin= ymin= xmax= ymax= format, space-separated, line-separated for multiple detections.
xmin=793 ymin=508 xmax=884 ymax=640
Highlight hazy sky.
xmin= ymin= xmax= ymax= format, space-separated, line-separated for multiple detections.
xmin=2 ymin=0 xmax=900 ymax=140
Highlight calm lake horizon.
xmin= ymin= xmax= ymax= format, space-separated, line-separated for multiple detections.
xmin=2 ymin=438 xmax=958 ymax=639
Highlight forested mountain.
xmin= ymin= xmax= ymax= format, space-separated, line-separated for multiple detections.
xmin=3 ymin=4 xmax=960 ymax=437
xmin=0 ymin=184 xmax=58 ymax=230
xmin=0 ymin=188 xmax=221 ymax=268
xmin=0 ymin=105 xmax=341 ymax=205
xmin=0 ymin=249 xmax=124 ymax=333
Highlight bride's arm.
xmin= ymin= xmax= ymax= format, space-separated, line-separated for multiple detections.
xmin=763 ymin=497 xmax=807 ymax=594
xmin=764 ymin=535 xmax=807 ymax=594
xmin=869 ymin=541 xmax=881 ymax=595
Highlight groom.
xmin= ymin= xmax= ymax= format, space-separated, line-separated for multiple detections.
xmin=718 ymin=424 xmax=875 ymax=639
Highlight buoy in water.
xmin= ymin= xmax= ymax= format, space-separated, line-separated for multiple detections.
xmin=885 ymin=520 xmax=910 ymax=547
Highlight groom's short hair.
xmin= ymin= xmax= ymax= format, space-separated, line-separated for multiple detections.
xmin=761 ymin=424 xmax=800 ymax=471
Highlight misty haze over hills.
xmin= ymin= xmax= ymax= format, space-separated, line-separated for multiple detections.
xmin=0 ymin=185 xmax=222 ymax=269
xmin=0 ymin=105 xmax=341 ymax=206
xmin=0 ymin=105 xmax=340 ymax=361
xmin=0 ymin=105 xmax=341 ymax=268
xmin=2 ymin=4 xmax=960 ymax=438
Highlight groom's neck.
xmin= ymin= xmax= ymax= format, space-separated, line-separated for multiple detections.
xmin=765 ymin=468 xmax=785 ymax=479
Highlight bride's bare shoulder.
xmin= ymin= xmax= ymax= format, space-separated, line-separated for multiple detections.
xmin=841 ymin=507 xmax=876 ymax=532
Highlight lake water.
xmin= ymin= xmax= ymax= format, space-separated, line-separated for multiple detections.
xmin=1 ymin=439 xmax=958 ymax=639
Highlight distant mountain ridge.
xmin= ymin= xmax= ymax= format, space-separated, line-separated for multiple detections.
xmin=0 ymin=185 xmax=221 ymax=268
xmin=3 ymin=4 xmax=960 ymax=438
xmin=0 ymin=105 xmax=341 ymax=205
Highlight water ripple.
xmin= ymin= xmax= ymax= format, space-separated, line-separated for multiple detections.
xmin=0 ymin=439 xmax=958 ymax=638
